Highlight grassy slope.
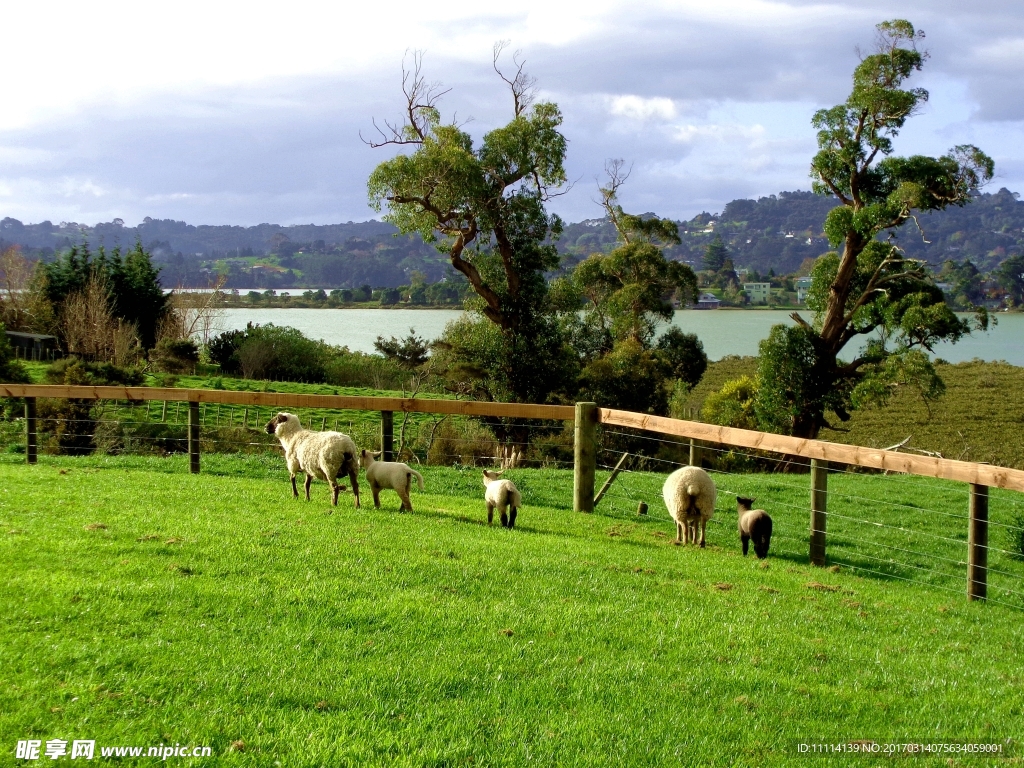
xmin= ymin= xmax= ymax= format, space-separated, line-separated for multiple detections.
xmin=685 ymin=358 xmax=1024 ymax=470
xmin=1 ymin=455 xmax=1021 ymax=766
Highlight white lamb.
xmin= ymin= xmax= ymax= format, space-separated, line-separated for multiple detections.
xmin=265 ymin=412 xmax=360 ymax=508
xmin=663 ymin=465 xmax=716 ymax=547
xmin=358 ymin=449 xmax=424 ymax=512
xmin=482 ymin=470 xmax=522 ymax=529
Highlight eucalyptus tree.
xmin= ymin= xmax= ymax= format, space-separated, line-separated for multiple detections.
xmin=366 ymin=46 xmax=574 ymax=404
xmin=555 ymin=163 xmax=702 ymax=413
xmin=755 ymin=20 xmax=993 ymax=439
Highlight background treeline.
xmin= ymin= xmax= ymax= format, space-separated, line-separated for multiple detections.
xmin=3 ymin=187 xmax=1021 ymax=289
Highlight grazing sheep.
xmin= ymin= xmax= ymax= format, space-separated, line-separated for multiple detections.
xmin=265 ymin=412 xmax=359 ymax=508
xmin=663 ymin=466 xmax=716 ymax=547
xmin=359 ymin=449 xmax=424 ymax=512
xmin=737 ymin=496 xmax=773 ymax=559
xmin=482 ymin=470 xmax=521 ymax=529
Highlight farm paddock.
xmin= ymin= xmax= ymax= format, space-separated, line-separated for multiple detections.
xmin=1 ymin=453 xmax=1021 ymax=766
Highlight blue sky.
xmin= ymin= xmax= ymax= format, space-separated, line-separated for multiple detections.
xmin=1 ymin=0 xmax=1021 ymax=227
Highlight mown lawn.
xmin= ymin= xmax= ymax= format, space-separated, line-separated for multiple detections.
xmin=1 ymin=454 xmax=1021 ymax=766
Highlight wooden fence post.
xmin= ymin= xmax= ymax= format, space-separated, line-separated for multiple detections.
xmin=188 ymin=401 xmax=200 ymax=474
xmin=574 ymin=402 xmax=597 ymax=513
xmin=689 ymin=438 xmax=701 ymax=467
xmin=381 ymin=411 xmax=394 ymax=462
xmin=968 ymin=483 xmax=989 ymax=601
xmin=810 ymin=459 xmax=828 ymax=566
xmin=24 ymin=397 xmax=37 ymax=465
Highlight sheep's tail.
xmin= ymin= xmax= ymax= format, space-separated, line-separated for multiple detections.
xmin=685 ymin=483 xmax=701 ymax=498
xmin=409 ymin=469 xmax=425 ymax=491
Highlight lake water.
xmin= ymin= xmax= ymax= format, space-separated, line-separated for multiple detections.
xmin=216 ymin=307 xmax=1024 ymax=366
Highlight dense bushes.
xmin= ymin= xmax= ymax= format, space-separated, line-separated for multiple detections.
xmin=38 ymin=359 xmax=144 ymax=455
xmin=0 ymin=323 xmax=29 ymax=386
xmin=150 ymin=338 xmax=199 ymax=374
xmin=207 ymin=323 xmax=331 ymax=382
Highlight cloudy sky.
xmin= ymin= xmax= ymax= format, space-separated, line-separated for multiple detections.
xmin=1 ymin=0 xmax=1021 ymax=227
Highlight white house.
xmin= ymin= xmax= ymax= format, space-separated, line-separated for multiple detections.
xmin=795 ymin=276 xmax=813 ymax=303
xmin=743 ymin=282 xmax=771 ymax=304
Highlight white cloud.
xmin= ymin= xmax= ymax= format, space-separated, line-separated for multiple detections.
xmin=1 ymin=0 xmax=1022 ymax=224
xmin=607 ymin=95 xmax=678 ymax=121
xmin=670 ymin=123 xmax=766 ymax=144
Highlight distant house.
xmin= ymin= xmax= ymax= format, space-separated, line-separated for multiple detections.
xmin=5 ymin=331 xmax=59 ymax=361
xmin=743 ymin=282 xmax=771 ymax=304
xmin=795 ymin=276 xmax=813 ymax=303
xmin=695 ymin=292 xmax=721 ymax=310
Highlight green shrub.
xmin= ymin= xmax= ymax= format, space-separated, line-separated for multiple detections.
xmin=703 ymin=375 xmax=758 ymax=429
xmin=325 ymin=349 xmax=409 ymax=390
xmin=206 ymin=323 xmax=331 ymax=383
xmin=39 ymin=358 xmax=144 ymax=455
xmin=150 ymin=338 xmax=199 ymax=374
xmin=0 ymin=322 xmax=30 ymax=386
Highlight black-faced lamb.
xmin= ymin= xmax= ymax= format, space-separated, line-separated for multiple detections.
xmin=737 ymin=496 xmax=773 ymax=559
xmin=358 ymin=449 xmax=424 ymax=512
xmin=662 ymin=465 xmax=716 ymax=547
xmin=482 ymin=470 xmax=521 ymax=529
xmin=265 ymin=412 xmax=360 ymax=507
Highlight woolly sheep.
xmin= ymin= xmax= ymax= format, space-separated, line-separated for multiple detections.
xmin=737 ymin=496 xmax=773 ymax=559
xmin=662 ymin=465 xmax=716 ymax=547
xmin=358 ymin=449 xmax=424 ymax=512
xmin=482 ymin=470 xmax=521 ymax=529
xmin=265 ymin=412 xmax=360 ymax=508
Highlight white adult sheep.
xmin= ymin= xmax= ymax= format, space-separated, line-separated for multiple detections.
xmin=265 ymin=412 xmax=360 ymax=508
xmin=358 ymin=449 xmax=424 ymax=512
xmin=482 ymin=470 xmax=521 ymax=529
xmin=663 ymin=465 xmax=716 ymax=547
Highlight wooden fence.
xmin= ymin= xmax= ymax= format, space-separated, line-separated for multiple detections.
xmin=4 ymin=385 xmax=1023 ymax=604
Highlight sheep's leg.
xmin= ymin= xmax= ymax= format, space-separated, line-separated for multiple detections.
xmin=508 ymin=506 xmax=517 ymax=529
xmin=675 ymin=521 xmax=684 ymax=545
xmin=303 ymin=475 xmax=312 ymax=501
xmin=290 ymin=474 xmax=299 ymax=498
xmin=400 ymin=474 xmax=413 ymax=513
xmin=347 ymin=466 xmax=360 ymax=509
xmin=741 ymin=533 xmax=750 ymax=556
xmin=487 ymin=503 xmax=494 ymax=525
xmin=500 ymin=507 xmax=509 ymax=528
xmin=331 ymin=481 xmax=340 ymax=507
xmin=398 ymin=487 xmax=412 ymax=513
xmin=699 ymin=519 xmax=707 ymax=548
xmin=371 ymin=483 xmax=381 ymax=509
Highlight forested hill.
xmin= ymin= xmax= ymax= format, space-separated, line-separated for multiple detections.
xmin=2 ymin=187 xmax=1021 ymax=288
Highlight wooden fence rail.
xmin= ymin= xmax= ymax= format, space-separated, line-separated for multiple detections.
xmin=0 ymin=385 xmax=576 ymax=420
xmin=5 ymin=384 xmax=1022 ymax=604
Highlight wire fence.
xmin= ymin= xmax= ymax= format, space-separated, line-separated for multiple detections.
xmin=0 ymin=397 xmax=578 ymax=470
xmin=4 ymin=390 xmax=1024 ymax=610
xmin=590 ymin=428 xmax=1024 ymax=611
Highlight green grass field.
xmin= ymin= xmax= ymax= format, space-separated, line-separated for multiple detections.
xmin=684 ymin=358 xmax=1024 ymax=470
xmin=2 ymin=454 xmax=1022 ymax=766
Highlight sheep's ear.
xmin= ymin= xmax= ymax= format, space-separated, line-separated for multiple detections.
xmin=493 ymin=469 xmax=505 ymax=476
xmin=371 ymin=450 xmax=382 ymax=457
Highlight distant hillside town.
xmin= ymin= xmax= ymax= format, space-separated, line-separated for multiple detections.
xmin=2 ymin=188 xmax=1022 ymax=306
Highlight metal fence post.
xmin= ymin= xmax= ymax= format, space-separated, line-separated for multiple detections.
xmin=381 ymin=411 xmax=394 ymax=462
xmin=968 ymin=483 xmax=989 ymax=601
xmin=810 ymin=459 xmax=828 ymax=566
xmin=188 ymin=401 xmax=200 ymax=474
xmin=574 ymin=402 xmax=597 ymax=513
xmin=25 ymin=397 xmax=37 ymax=465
